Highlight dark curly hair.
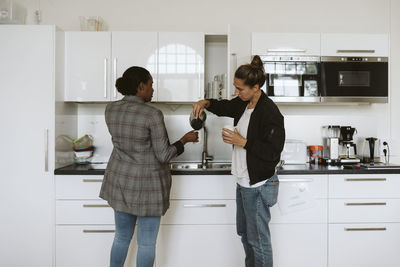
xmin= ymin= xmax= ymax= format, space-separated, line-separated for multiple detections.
xmin=115 ymin=66 xmax=151 ymax=96
xmin=234 ymin=55 xmax=266 ymax=88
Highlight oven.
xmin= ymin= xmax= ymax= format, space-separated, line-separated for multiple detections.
xmin=320 ymin=56 xmax=388 ymax=102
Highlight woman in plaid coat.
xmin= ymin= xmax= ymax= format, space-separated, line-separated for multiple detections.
xmin=100 ymin=66 xmax=198 ymax=267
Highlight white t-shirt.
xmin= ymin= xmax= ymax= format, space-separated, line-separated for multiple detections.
xmin=231 ymin=106 xmax=267 ymax=188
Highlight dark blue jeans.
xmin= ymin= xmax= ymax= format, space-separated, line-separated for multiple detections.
xmin=110 ymin=210 xmax=161 ymax=267
xmin=236 ymin=174 xmax=279 ymax=267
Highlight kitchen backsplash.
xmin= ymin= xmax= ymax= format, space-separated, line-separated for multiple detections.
xmin=75 ymin=101 xmax=391 ymax=163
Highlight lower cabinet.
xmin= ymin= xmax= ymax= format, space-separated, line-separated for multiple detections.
xmin=328 ymin=223 xmax=400 ymax=267
xmin=271 ymin=224 xmax=328 ymax=267
xmin=56 ymin=225 xmax=137 ymax=267
xmin=156 ymin=225 xmax=244 ymax=267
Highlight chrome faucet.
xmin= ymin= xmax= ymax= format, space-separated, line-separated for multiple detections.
xmin=201 ymin=126 xmax=213 ymax=169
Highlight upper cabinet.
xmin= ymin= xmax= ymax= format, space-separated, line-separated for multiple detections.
xmin=111 ymin=32 xmax=158 ymax=101
xmin=252 ymin=33 xmax=321 ymax=56
xmin=157 ymin=32 xmax=204 ymax=102
xmin=65 ymin=31 xmax=204 ymax=102
xmin=228 ymin=25 xmax=252 ymax=99
xmin=65 ymin=32 xmax=111 ymax=102
xmin=321 ymin=34 xmax=389 ymax=57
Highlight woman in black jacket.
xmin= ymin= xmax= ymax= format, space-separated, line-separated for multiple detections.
xmin=192 ymin=55 xmax=285 ymax=267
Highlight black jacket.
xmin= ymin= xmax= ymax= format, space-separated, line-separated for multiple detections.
xmin=207 ymin=91 xmax=285 ymax=185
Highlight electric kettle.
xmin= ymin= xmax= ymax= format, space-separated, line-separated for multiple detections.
xmin=189 ymin=111 xmax=207 ymax=130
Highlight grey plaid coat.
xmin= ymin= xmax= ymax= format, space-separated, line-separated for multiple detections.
xmin=100 ymin=95 xmax=184 ymax=216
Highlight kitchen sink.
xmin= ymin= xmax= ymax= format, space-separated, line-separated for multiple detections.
xmin=169 ymin=162 xmax=231 ymax=170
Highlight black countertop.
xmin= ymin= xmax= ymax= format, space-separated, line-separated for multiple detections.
xmin=54 ymin=163 xmax=400 ymax=175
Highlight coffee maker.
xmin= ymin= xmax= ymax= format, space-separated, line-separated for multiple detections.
xmin=322 ymin=125 xmax=340 ymax=164
xmin=339 ymin=126 xmax=360 ymax=164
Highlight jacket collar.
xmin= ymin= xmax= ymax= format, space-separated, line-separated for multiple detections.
xmin=251 ymin=90 xmax=267 ymax=111
xmin=122 ymin=95 xmax=145 ymax=103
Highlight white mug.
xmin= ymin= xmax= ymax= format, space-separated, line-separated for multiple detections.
xmin=222 ymin=125 xmax=235 ymax=135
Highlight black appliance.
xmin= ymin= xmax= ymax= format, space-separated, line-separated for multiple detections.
xmin=320 ymin=56 xmax=388 ymax=102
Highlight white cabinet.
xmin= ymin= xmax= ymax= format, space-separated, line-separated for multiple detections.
xmin=56 ymin=225 xmax=138 ymax=267
xmin=65 ymin=31 xmax=204 ymax=102
xmin=55 ymin=175 xmax=137 ymax=267
xmin=0 ymin=25 xmax=59 ymax=267
xmin=329 ymin=223 xmax=400 ymax=267
xmin=227 ymin=24 xmax=252 ymax=99
xmin=111 ymin=32 xmax=158 ymax=101
xmin=328 ymin=174 xmax=400 ymax=267
xmin=65 ymin=32 xmax=111 ymax=101
xmin=321 ymin=33 xmax=389 ymax=57
xmin=271 ymin=224 xmax=328 ymax=267
xmin=271 ymin=174 xmax=328 ymax=267
xmin=157 ymin=32 xmax=204 ymax=102
xmin=156 ymin=225 xmax=243 ymax=267
xmin=157 ymin=174 xmax=244 ymax=267
xmin=252 ymin=32 xmax=321 ymax=56
xmin=65 ymin=31 xmax=158 ymax=102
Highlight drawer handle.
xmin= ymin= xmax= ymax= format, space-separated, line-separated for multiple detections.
xmin=82 ymin=179 xmax=103 ymax=183
xmin=345 ymin=178 xmax=386 ymax=182
xmin=183 ymin=204 xmax=226 ymax=208
xmin=83 ymin=204 xmax=110 ymax=208
xmin=345 ymin=202 xmax=387 ymax=206
xmin=279 ymin=178 xmax=313 ymax=183
xmin=83 ymin=229 xmax=115 ymax=233
xmin=345 ymin=227 xmax=386 ymax=231
xmin=267 ymin=48 xmax=307 ymax=53
xmin=336 ymin=49 xmax=375 ymax=53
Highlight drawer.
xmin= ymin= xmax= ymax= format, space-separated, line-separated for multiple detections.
xmin=161 ymin=200 xmax=236 ymax=225
xmin=278 ymin=174 xmax=328 ymax=199
xmin=329 ymin=174 xmax=400 ymax=198
xmin=56 ymin=225 xmax=137 ymax=267
xmin=328 ymin=223 xmax=400 ymax=267
xmin=56 ymin=175 xmax=103 ymax=200
xmin=56 ymin=200 xmax=113 ymax=224
xmin=170 ymin=175 xmax=236 ymax=200
xmin=329 ymin=199 xmax=400 ymax=223
xmin=271 ymin=199 xmax=327 ymax=224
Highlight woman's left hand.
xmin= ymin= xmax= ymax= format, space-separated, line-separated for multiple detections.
xmin=222 ymin=128 xmax=247 ymax=147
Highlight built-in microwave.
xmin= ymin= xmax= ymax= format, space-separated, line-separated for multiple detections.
xmin=260 ymin=55 xmax=320 ymax=102
xmin=320 ymin=56 xmax=388 ymax=103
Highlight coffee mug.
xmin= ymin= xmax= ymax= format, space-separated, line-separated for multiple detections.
xmin=222 ymin=125 xmax=235 ymax=135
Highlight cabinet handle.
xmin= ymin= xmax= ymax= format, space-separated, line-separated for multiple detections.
xmin=279 ymin=178 xmax=313 ymax=183
xmin=104 ymin=58 xmax=108 ymax=98
xmin=345 ymin=202 xmax=387 ymax=206
xmin=345 ymin=227 xmax=386 ymax=231
xmin=83 ymin=229 xmax=115 ymax=233
xmin=82 ymin=179 xmax=103 ymax=183
xmin=83 ymin=204 xmax=110 ymax=208
xmin=198 ymin=60 xmax=202 ymax=99
xmin=113 ymin=58 xmax=117 ymax=98
xmin=345 ymin=178 xmax=386 ymax=182
xmin=230 ymin=53 xmax=238 ymax=97
xmin=44 ymin=128 xmax=49 ymax=172
xmin=183 ymin=204 xmax=226 ymax=208
xmin=337 ymin=49 xmax=375 ymax=53
xmin=267 ymin=48 xmax=306 ymax=53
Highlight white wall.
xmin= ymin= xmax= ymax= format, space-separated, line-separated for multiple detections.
xmin=15 ymin=0 xmax=399 ymax=163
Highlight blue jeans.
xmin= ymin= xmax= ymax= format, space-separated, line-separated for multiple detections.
xmin=236 ymin=174 xmax=279 ymax=267
xmin=110 ymin=210 xmax=161 ymax=267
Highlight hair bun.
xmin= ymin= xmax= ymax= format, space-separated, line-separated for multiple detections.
xmin=250 ymin=55 xmax=264 ymax=70
xmin=115 ymin=77 xmax=127 ymax=91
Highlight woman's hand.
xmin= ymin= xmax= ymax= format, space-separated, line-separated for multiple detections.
xmin=222 ymin=128 xmax=247 ymax=147
xmin=180 ymin=130 xmax=199 ymax=145
xmin=192 ymin=100 xmax=210 ymax=118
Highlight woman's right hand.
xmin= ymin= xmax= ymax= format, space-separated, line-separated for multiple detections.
xmin=180 ymin=130 xmax=199 ymax=145
xmin=192 ymin=100 xmax=210 ymax=119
